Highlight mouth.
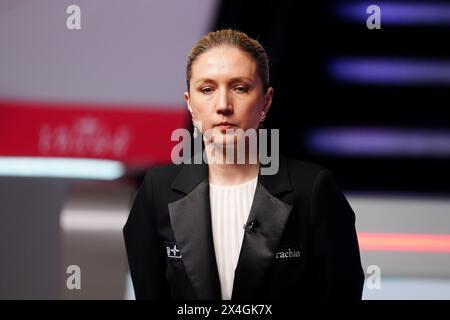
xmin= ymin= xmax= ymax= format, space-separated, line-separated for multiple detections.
xmin=214 ymin=122 xmax=236 ymax=132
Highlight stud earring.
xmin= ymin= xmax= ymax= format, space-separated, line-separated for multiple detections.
xmin=193 ymin=125 xmax=199 ymax=139
xmin=192 ymin=119 xmax=201 ymax=139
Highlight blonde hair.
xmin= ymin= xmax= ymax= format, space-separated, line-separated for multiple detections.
xmin=186 ymin=29 xmax=270 ymax=92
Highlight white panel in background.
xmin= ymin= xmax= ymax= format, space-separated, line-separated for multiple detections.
xmin=347 ymin=193 xmax=450 ymax=279
xmin=347 ymin=193 xmax=450 ymax=235
xmin=0 ymin=0 xmax=218 ymax=107
xmin=363 ymin=277 xmax=450 ymax=300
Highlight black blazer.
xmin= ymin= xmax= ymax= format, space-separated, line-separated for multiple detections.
xmin=123 ymin=156 xmax=365 ymax=300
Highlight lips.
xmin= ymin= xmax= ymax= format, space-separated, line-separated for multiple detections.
xmin=214 ymin=122 xmax=236 ymax=132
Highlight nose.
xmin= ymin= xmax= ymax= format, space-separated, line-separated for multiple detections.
xmin=216 ymin=88 xmax=233 ymax=115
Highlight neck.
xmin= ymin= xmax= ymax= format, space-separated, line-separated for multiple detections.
xmin=208 ymin=161 xmax=259 ymax=186
xmin=204 ymin=135 xmax=261 ymax=186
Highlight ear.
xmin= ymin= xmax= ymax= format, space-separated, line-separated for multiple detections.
xmin=184 ymin=91 xmax=193 ymax=114
xmin=262 ymin=87 xmax=273 ymax=115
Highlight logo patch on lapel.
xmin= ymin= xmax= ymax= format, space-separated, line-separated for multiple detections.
xmin=275 ymin=243 xmax=302 ymax=260
xmin=164 ymin=242 xmax=182 ymax=259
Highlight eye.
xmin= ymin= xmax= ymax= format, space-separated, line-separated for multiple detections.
xmin=234 ymin=85 xmax=249 ymax=93
xmin=200 ymin=86 xmax=214 ymax=94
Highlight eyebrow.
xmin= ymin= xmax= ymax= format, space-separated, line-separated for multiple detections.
xmin=194 ymin=77 xmax=254 ymax=86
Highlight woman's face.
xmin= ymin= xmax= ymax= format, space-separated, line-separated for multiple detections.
xmin=184 ymin=45 xmax=273 ymax=141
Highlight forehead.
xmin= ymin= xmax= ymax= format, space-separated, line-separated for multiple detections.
xmin=191 ymin=46 xmax=257 ymax=81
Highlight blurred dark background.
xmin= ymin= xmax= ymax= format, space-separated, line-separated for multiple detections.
xmin=215 ymin=0 xmax=450 ymax=193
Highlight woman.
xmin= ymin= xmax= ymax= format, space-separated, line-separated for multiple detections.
xmin=123 ymin=29 xmax=364 ymax=300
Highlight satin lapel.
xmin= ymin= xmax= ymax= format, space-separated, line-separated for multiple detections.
xmin=232 ymin=156 xmax=293 ymax=300
xmin=168 ymin=178 xmax=221 ymax=300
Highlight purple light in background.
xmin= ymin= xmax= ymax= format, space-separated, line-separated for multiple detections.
xmin=329 ymin=57 xmax=450 ymax=85
xmin=307 ymin=127 xmax=450 ymax=157
xmin=336 ymin=1 xmax=450 ymax=25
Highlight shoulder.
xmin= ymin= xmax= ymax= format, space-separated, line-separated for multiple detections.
xmin=284 ymin=157 xmax=326 ymax=175
xmin=284 ymin=157 xmax=332 ymax=182
xmin=142 ymin=162 xmax=183 ymax=186
xmin=283 ymin=157 xmax=352 ymax=220
xmin=281 ymin=156 xmax=341 ymax=194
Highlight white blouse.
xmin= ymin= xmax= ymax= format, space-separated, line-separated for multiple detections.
xmin=209 ymin=176 xmax=258 ymax=300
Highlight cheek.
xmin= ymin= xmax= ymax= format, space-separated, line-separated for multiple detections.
xmin=241 ymin=101 xmax=263 ymax=123
xmin=190 ymin=97 xmax=210 ymax=117
xmin=190 ymin=99 xmax=215 ymax=129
